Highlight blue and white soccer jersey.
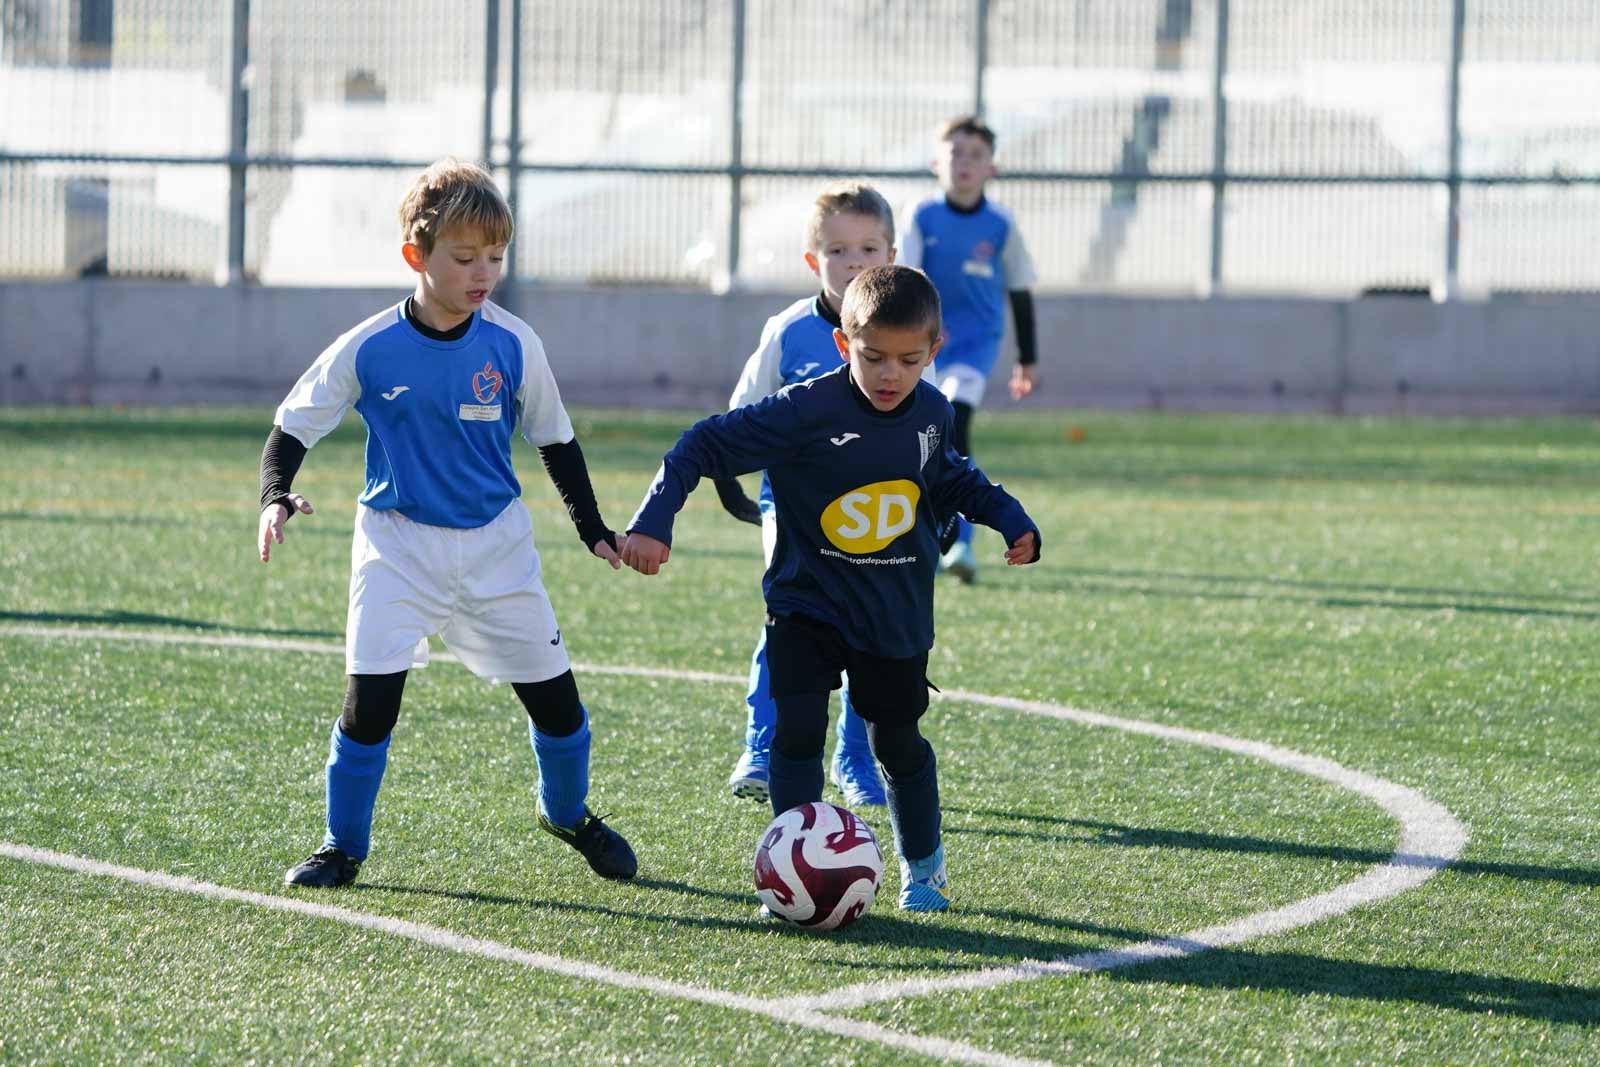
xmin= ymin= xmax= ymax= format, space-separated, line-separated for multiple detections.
xmin=275 ymin=300 xmax=574 ymax=682
xmin=898 ymin=196 xmax=1037 ymax=407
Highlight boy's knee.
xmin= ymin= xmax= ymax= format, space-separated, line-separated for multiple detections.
xmin=340 ymin=671 xmax=407 ymax=745
xmin=773 ymin=691 xmax=830 ymax=759
xmin=513 ymin=670 xmax=584 ymax=737
xmin=867 ymin=722 xmax=930 ymax=780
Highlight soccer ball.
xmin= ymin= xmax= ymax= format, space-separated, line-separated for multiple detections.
xmin=753 ymin=802 xmax=883 ymax=931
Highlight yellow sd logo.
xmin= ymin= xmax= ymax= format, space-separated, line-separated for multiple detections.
xmin=820 ymin=479 xmax=921 ymax=554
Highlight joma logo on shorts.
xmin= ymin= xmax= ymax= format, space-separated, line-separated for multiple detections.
xmin=819 ymin=479 xmax=921 ymax=554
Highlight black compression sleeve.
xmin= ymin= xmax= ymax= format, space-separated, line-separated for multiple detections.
xmin=1009 ymin=289 xmax=1038 ymax=366
xmin=259 ymin=425 xmax=308 ymax=514
xmin=713 ymin=476 xmax=762 ymax=525
xmin=537 ymin=438 xmax=617 ymax=553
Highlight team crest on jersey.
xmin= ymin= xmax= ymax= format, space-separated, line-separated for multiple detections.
xmin=472 ymin=362 xmax=503 ymax=403
xmin=917 ymin=424 xmax=941 ymax=469
xmin=963 ymin=239 xmax=997 ymax=279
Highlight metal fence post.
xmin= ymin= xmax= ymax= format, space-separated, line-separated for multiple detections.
xmin=225 ymin=0 xmax=250 ymax=285
xmin=1441 ymin=0 xmax=1465 ymax=301
xmin=1206 ymin=0 xmax=1229 ymax=296
xmin=974 ymin=0 xmax=989 ymax=118
xmin=504 ymin=0 xmax=523 ymax=305
xmin=482 ymin=0 xmax=500 ymax=167
xmin=725 ymin=0 xmax=746 ymax=291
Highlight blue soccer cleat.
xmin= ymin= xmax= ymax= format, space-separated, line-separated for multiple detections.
xmin=830 ymin=749 xmax=887 ymax=806
xmin=728 ymin=746 xmax=770 ymax=803
xmin=897 ymin=851 xmax=951 ymax=913
xmin=939 ymin=540 xmax=977 ymax=585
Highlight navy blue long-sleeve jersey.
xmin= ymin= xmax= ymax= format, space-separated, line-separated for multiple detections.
xmin=628 ymin=365 xmax=1040 ymax=659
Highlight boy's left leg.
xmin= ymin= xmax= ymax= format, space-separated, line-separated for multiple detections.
xmin=869 ymin=721 xmax=947 ymax=912
xmin=846 ymin=649 xmax=946 ymax=911
xmin=831 ymin=683 xmax=887 ymax=806
xmin=515 ymin=671 xmax=636 ymax=880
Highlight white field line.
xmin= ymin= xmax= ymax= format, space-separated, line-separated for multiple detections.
xmin=0 ymin=842 xmax=1049 ymax=1067
xmin=3 ymin=625 xmax=1467 ymax=1023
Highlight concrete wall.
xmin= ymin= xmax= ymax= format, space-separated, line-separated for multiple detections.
xmin=2 ymin=280 xmax=1598 ymax=413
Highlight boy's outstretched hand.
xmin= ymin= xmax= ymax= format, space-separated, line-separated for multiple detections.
xmin=1009 ymin=364 xmax=1037 ymax=401
xmin=620 ymin=531 xmax=671 ymax=575
xmin=1004 ymin=530 xmax=1039 ymax=566
xmin=258 ymin=494 xmax=314 ymax=563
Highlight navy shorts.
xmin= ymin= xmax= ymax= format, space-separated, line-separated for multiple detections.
xmin=763 ymin=612 xmax=930 ymax=727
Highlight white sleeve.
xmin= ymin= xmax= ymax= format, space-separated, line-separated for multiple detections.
xmin=273 ymin=328 xmax=365 ymax=449
xmin=728 ymin=315 xmax=786 ymax=410
xmin=514 ymin=325 xmax=576 ymax=447
xmin=897 ymin=201 xmax=925 ymax=270
xmin=1000 ymin=216 xmax=1038 ymax=291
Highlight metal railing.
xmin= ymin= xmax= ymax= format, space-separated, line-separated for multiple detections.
xmin=2 ymin=0 xmax=1598 ymax=295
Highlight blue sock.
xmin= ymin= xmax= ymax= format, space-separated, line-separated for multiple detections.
xmin=957 ymin=516 xmax=974 ymax=547
xmin=745 ymin=632 xmax=776 ymax=753
xmin=835 ymin=683 xmax=872 ymax=758
xmin=768 ymin=747 xmax=823 ymax=818
xmin=322 ymin=721 xmax=390 ymax=862
xmin=531 ymin=706 xmax=590 ymax=829
xmin=883 ymin=740 xmax=941 ymax=865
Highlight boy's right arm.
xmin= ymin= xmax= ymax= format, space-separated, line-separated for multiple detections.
xmin=896 ymin=201 xmax=925 ymax=269
xmin=623 ymin=394 xmax=805 ymax=573
xmin=257 ymin=425 xmax=313 ymax=563
xmin=256 ymin=329 xmax=362 ymax=563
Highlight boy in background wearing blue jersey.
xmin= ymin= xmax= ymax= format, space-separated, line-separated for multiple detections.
xmin=899 ymin=115 xmax=1040 ymax=585
xmin=715 ymin=181 xmax=899 ymax=810
xmin=621 ymin=265 xmax=1040 ymax=912
xmin=257 ymin=158 xmax=636 ymax=888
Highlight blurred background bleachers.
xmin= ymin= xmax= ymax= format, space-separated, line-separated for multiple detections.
xmin=2 ymin=0 xmax=1599 ymax=296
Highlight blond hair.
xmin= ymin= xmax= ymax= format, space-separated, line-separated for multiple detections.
xmin=805 ymin=180 xmax=895 ymax=252
xmin=398 ymin=158 xmax=513 ymax=255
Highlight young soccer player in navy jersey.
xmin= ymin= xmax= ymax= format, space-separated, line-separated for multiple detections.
xmin=622 ymin=265 xmax=1040 ymax=912
xmin=257 ymin=158 xmax=636 ymax=888
xmin=715 ymin=180 xmax=901 ymax=811
xmin=899 ymin=115 xmax=1041 ymax=585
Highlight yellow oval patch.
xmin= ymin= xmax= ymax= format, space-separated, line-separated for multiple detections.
xmin=819 ymin=479 xmax=922 ymax=554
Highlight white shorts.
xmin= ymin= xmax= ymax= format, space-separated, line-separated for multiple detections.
xmin=346 ymin=500 xmax=570 ymax=683
xmin=937 ymin=362 xmax=989 ymax=408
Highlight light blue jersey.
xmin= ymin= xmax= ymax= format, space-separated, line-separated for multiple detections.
xmin=898 ymin=196 xmax=1037 ymax=379
xmin=727 ymin=294 xmax=845 ymax=514
xmin=275 ymin=300 xmax=574 ymax=529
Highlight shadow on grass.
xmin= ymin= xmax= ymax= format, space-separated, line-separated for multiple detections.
xmin=357 ymin=878 xmax=1111 ymax=964
xmin=946 ymin=808 xmax=1600 ymax=889
xmin=1007 ymin=569 xmax=1600 ymax=621
xmin=1117 ymin=946 xmax=1600 ymax=1026
xmin=0 ymin=609 xmax=341 ymax=641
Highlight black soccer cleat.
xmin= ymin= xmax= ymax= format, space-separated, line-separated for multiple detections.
xmin=537 ymin=807 xmax=638 ymax=880
xmin=283 ymin=846 xmax=362 ymax=888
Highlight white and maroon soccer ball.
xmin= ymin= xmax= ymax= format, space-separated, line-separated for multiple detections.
xmin=753 ymin=801 xmax=884 ymax=931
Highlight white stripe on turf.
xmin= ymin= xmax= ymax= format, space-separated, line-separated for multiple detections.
xmin=1 ymin=623 xmax=1468 ymax=1021
xmin=0 ymin=842 xmax=1052 ymax=1067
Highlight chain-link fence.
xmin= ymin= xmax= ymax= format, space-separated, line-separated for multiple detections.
xmin=3 ymin=0 xmax=1598 ymax=295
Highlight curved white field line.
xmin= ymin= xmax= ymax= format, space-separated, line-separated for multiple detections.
xmin=2 ymin=625 xmax=1467 ymax=1047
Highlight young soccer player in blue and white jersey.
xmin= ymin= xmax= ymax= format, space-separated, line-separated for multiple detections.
xmin=899 ymin=115 xmax=1041 ymax=585
xmin=257 ymin=158 xmax=636 ymax=888
xmin=621 ymin=265 xmax=1041 ymax=912
xmin=715 ymin=181 xmax=902 ymax=810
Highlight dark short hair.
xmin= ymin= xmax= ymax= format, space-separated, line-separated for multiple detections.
xmin=938 ymin=114 xmax=996 ymax=151
xmin=839 ymin=265 xmax=942 ymax=342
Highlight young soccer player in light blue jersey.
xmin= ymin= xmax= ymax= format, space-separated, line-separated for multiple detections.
xmin=899 ymin=115 xmax=1041 ymax=585
xmin=621 ymin=265 xmax=1041 ymax=912
xmin=714 ymin=181 xmax=901 ymax=810
xmin=257 ymin=158 xmax=636 ymax=888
